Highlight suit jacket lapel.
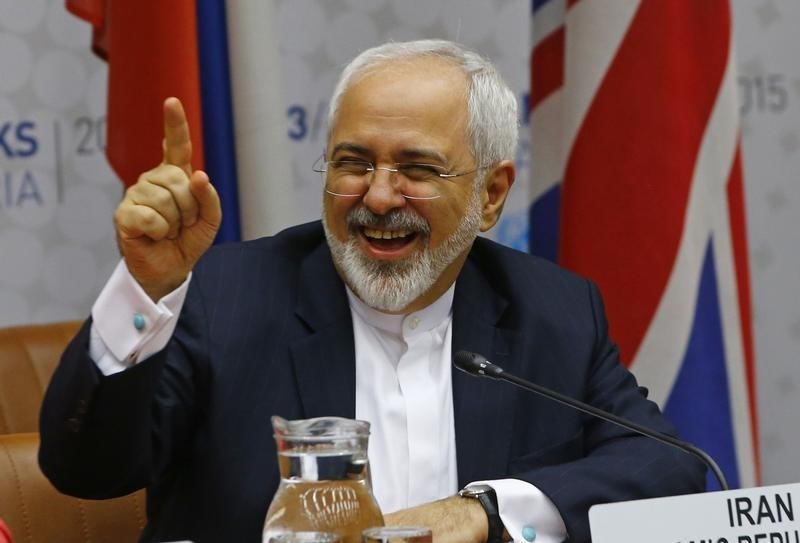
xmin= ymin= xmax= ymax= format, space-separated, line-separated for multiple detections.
xmin=452 ymin=255 xmax=518 ymax=486
xmin=290 ymin=243 xmax=356 ymax=420
xmin=288 ymin=237 xmax=518 ymax=484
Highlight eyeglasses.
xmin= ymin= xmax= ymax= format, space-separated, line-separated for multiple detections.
xmin=312 ymin=154 xmax=488 ymax=200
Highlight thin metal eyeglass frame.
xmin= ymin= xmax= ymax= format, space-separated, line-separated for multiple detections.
xmin=312 ymin=154 xmax=489 ymax=200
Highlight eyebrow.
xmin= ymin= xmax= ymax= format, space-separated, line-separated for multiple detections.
xmin=329 ymin=142 xmax=448 ymax=165
xmin=395 ymin=148 xmax=448 ymax=165
xmin=329 ymin=142 xmax=372 ymax=158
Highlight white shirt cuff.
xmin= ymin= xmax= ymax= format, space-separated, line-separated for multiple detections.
xmin=473 ymin=478 xmax=567 ymax=543
xmin=90 ymin=259 xmax=190 ymax=375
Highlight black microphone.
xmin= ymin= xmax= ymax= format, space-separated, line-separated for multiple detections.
xmin=452 ymin=350 xmax=729 ymax=490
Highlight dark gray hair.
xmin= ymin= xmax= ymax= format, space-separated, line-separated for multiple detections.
xmin=327 ymin=39 xmax=519 ymax=171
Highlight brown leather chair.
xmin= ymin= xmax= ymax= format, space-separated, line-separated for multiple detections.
xmin=0 ymin=321 xmax=146 ymax=542
xmin=0 ymin=321 xmax=81 ymax=434
xmin=0 ymin=433 xmax=146 ymax=542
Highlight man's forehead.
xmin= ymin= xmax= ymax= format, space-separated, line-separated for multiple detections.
xmin=329 ymin=141 xmax=449 ymax=163
xmin=331 ymin=56 xmax=469 ymax=130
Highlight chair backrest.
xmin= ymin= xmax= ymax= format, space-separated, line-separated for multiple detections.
xmin=0 ymin=321 xmax=82 ymax=434
xmin=0 ymin=433 xmax=146 ymax=543
xmin=0 ymin=321 xmax=146 ymax=542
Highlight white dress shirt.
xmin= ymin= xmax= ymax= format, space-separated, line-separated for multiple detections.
xmin=349 ymin=285 xmax=458 ymax=512
xmin=89 ymin=259 xmax=567 ymax=542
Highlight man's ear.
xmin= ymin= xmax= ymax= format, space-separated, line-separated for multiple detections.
xmin=480 ymin=160 xmax=516 ymax=232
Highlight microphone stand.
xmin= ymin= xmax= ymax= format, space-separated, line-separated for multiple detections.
xmin=453 ymin=350 xmax=729 ymax=491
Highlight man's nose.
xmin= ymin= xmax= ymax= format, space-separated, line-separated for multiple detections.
xmin=361 ymin=168 xmax=407 ymax=215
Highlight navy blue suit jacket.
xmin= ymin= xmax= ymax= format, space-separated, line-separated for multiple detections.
xmin=39 ymin=221 xmax=705 ymax=542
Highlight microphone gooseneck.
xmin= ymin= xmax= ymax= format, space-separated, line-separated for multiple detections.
xmin=452 ymin=350 xmax=729 ymax=491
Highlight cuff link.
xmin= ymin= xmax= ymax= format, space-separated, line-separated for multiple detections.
xmin=522 ymin=525 xmax=536 ymax=541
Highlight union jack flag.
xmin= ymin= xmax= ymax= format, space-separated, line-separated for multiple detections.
xmin=529 ymin=0 xmax=759 ymax=490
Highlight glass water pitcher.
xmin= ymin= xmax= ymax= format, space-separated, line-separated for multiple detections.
xmin=263 ymin=416 xmax=384 ymax=543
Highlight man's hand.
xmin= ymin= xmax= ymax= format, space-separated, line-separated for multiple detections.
xmin=114 ymin=97 xmax=222 ymax=301
xmin=384 ymin=495 xmax=489 ymax=543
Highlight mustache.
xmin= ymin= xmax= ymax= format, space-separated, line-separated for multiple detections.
xmin=346 ymin=206 xmax=430 ymax=234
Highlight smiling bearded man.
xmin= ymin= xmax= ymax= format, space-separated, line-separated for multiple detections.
xmin=39 ymin=38 xmax=707 ymax=543
xmin=318 ymin=49 xmax=494 ymax=318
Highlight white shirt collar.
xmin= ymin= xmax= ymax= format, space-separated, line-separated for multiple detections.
xmin=345 ymin=283 xmax=455 ymax=337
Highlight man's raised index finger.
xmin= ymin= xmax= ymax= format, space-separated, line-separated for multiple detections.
xmin=162 ymin=97 xmax=193 ymax=171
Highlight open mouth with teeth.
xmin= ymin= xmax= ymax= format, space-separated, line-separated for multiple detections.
xmin=360 ymin=226 xmax=420 ymax=257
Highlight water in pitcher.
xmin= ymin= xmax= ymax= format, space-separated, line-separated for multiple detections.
xmin=263 ymin=417 xmax=384 ymax=543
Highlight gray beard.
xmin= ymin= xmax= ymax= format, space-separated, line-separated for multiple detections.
xmin=323 ymin=192 xmax=482 ymax=313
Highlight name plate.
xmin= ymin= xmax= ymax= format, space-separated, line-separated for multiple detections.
xmin=589 ymin=482 xmax=800 ymax=542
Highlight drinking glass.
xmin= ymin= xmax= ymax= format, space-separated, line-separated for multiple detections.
xmin=269 ymin=532 xmax=342 ymax=542
xmin=362 ymin=527 xmax=432 ymax=543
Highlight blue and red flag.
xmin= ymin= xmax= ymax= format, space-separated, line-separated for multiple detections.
xmin=66 ymin=0 xmax=242 ymax=242
xmin=530 ymin=0 xmax=759 ymax=490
